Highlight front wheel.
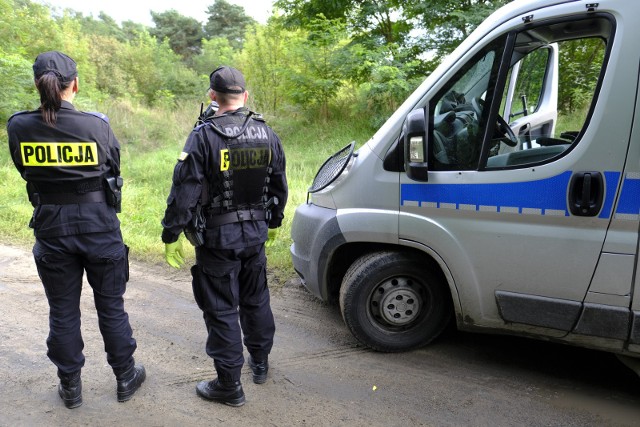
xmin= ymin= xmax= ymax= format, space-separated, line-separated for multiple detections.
xmin=339 ymin=251 xmax=452 ymax=352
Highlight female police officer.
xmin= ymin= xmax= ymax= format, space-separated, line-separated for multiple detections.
xmin=6 ymin=51 xmax=145 ymax=408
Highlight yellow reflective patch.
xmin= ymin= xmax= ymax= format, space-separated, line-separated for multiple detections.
xmin=178 ymin=151 xmax=189 ymax=161
xmin=225 ymin=147 xmax=270 ymax=170
xmin=220 ymin=149 xmax=230 ymax=171
xmin=20 ymin=142 xmax=98 ymax=167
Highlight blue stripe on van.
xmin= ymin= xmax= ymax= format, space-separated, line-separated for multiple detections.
xmin=600 ymin=171 xmax=620 ymax=219
xmin=401 ymin=171 xmax=624 ymax=218
xmin=617 ymin=175 xmax=640 ymax=216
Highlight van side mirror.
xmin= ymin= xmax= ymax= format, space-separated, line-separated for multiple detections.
xmin=404 ymin=108 xmax=429 ymax=182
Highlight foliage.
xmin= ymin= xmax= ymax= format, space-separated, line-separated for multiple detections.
xmin=405 ymin=0 xmax=510 ymax=56
xmin=352 ymin=56 xmax=422 ymax=128
xmin=190 ymin=37 xmax=237 ymax=77
xmin=0 ymin=51 xmax=36 ymax=122
xmin=75 ymin=11 xmax=127 ymax=42
xmin=275 ymin=0 xmax=410 ymax=44
xmin=150 ymin=9 xmax=205 ymax=58
xmin=1 ymin=0 xmax=517 ymax=126
xmin=107 ymin=31 xmax=203 ymax=104
xmin=275 ymin=0 xmax=509 ymax=83
xmin=237 ymin=23 xmax=291 ymax=115
xmin=285 ymin=16 xmax=351 ymax=120
xmin=273 ymin=0 xmax=351 ymax=24
xmin=557 ymin=38 xmax=605 ymax=114
xmin=205 ymin=0 xmax=256 ymax=50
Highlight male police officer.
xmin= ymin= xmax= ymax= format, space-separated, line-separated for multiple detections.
xmin=161 ymin=66 xmax=288 ymax=406
xmin=6 ymin=51 xmax=145 ymax=408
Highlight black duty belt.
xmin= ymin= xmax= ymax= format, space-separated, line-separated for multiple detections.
xmin=206 ymin=209 xmax=266 ymax=227
xmin=34 ymin=190 xmax=107 ymax=205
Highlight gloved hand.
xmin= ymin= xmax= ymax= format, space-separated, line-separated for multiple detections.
xmin=165 ymin=240 xmax=185 ymax=269
xmin=265 ymin=228 xmax=278 ymax=248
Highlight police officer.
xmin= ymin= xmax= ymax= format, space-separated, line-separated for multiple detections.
xmin=6 ymin=51 xmax=145 ymax=409
xmin=161 ymin=66 xmax=288 ymax=407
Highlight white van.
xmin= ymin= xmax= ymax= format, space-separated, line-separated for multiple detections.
xmin=289 ymin=0 xmax=640 ymax=358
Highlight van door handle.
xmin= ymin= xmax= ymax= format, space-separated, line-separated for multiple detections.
xmin=568 ymin=171 xmax=604 ymax=216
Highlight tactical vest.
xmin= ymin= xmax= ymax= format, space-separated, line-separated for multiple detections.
xmin=204 ymin=110 xmax=272 ymax=227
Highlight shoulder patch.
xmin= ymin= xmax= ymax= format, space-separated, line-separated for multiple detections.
xmin=178 ymin=152 xmax=189 ymax=161
xmin=193 ymin=122 xmax=207 ymax=131
xmin=84 ymin=111 xmax=110 ymax=124
xmin=7 ymin=110 xmax=30 ymax=122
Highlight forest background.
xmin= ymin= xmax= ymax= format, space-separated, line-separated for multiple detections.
xmin=0 ymin=0 xmax=594 ymax=278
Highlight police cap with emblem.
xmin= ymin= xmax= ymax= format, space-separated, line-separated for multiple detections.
xmin=209 ymin=66 xmax=245 ymax=94
xmin=33 ymin=51 xmax=77 ymax=83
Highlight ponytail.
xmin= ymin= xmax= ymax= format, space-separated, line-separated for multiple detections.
xmin=35 ymin=72 xmax=71 ymax=127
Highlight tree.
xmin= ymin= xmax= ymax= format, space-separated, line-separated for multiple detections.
xmin=191 ymin=37 xmax=236 ymax=77
xmin=121 ymin=20 xmax=149 ymax=41
xmin=274 ymin=0 xmax=422 ymax=81
xmin=204 ymin=0 xmax=256 ymax=50
xmin=274 ymin=0 xmax=351 ymax=24
xmin=75 ymin=11 xmax=126 ymax=42
xmin=286 ymin=16 xmax=350 ymax=120
xmin=0 ymin=0 xmax=100 ymax=116
xmin=150 ymin=10 xmax=205 ymax=58
xmin=0 ymin=51 xmax=36 ymax=121
xmin=87 ymin=35 xmax=136 ymax=98
xmin=238 ymin=22 xmax=290 ymax=114
xmin=405 ymin=0 xmax=511 ymax=56
xmin=275 ymin=0 xmax=408 ymax=46
xmin=557 ymin=38 xmax=605 ymax=114
xmin=118 ymin=31 xmax=202 ymax=105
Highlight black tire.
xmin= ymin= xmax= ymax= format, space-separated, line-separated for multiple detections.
xmin=339 ymin=251 xmax=452 ymax=352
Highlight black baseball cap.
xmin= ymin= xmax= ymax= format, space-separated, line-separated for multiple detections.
xmin=209 ymin=66 xmax=245 ymax=94
xmin=33 ymin=51 xmax=77 ymax=82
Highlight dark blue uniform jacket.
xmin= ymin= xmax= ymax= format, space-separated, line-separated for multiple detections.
xmin=161 ymin=108 xmax=288 ymax=250
xmin=6 ymin=101 xmax=121 ymax=238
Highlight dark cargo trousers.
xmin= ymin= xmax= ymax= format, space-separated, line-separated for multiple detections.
xmin=32 ymin=231 xmax=136 ymax=376
xmin=191 ymin=243 xmax=275 ymax=382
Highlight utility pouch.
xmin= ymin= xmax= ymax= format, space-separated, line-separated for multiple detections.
xmin=105 ymin=176 xmax=123 ymax=213
xmin=264 ymin=196 xmax=279 ymax=222
xmin=184 ymin=203 xmax=206 ymax=247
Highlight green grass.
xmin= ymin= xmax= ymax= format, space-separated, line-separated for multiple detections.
xmin=0 ymin=100 xmax=376 ymax=282
xmin=555 ymin=108 xmax=589 ymax=139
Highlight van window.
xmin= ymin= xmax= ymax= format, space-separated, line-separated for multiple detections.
xmin=429 ymin=39 xmax=504 ymax=171
xmin=500 ymin=47 xmax=550 ymax=121
xmin=428 ymin=16 xmax=613 ymax=171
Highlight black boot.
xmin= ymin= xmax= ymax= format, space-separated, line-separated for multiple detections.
xmin=116 ymin=364 xmax=146 ymax=402
xmin=58 ymin=370 xmax=82 ymax=409
xmin=196 ymin=379 xmax=245 ymax=407
xmin=248 ymin=355 xmax=269 ymax=384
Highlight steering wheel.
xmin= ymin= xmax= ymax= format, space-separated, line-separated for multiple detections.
xmin=471 ymin=97 xmax=518 ymax=147
xmin=495 ymin=114 xmax=518 ymax=147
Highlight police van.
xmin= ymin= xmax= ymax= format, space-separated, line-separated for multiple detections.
xmin=289 ymin=0 xmax=640 ymax=361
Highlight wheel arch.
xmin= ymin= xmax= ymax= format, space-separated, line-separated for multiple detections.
xmin=327 ymin=242 xmax=460 ymax=323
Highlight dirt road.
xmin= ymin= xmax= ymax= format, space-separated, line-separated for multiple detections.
xmin=1 ymin=243 xmax=640 ymax=426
